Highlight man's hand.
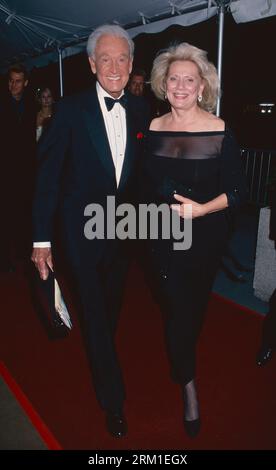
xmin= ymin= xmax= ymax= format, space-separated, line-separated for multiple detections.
xmin=31 ymin=247 xmax=53 ymax=280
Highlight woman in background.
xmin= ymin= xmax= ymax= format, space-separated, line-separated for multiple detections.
xmin=36 ymin=86 xmax=54 ymax=141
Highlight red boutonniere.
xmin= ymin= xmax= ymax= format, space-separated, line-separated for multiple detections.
xmin=136 ymin=132 xmax=144 ymax=140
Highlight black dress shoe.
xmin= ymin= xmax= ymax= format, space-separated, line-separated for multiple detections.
xmin=256 ymin=346 xmax=273 ymax=366
xmin=183 ymin=417 xmax=201 ymax=438
xmin=106 ymin=412 xmax=127 ymax=438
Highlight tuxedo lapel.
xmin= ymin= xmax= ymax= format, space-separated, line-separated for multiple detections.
xmin=118 ymin=99 xmax=136 ymax=191
xmin=82 ymin=91 xmax=116 ymax=182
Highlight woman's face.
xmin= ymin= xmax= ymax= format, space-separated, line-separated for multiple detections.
xmin=41 ymin=88 xmax=53 ymax=107
xmin=165 ymin=60 xmax=204 ymax=111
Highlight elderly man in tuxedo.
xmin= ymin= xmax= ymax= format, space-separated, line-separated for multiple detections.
xmin=31 ymin=24 xmax=149 ymax=438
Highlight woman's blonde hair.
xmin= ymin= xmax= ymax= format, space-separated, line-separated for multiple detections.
xmin=150 ymin=42 xmax=220 ymax=113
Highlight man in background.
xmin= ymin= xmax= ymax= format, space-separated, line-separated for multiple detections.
xmin=0 ymin=64 xmax=36 ymax=272
xmin=128 ymin=68 xmax=147 ymax=97
xmin=128 ymin=68 xmax=151 ymax=124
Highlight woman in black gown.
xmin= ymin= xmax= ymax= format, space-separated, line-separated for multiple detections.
xmin=143 ymin=43 xmax=247 ymax=437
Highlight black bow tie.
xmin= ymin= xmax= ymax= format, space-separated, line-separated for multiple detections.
xmin=104 ymin=95 xmax=127 ymax=111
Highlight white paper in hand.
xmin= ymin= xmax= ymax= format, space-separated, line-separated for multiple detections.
xmin=54 ymin=278 xmax=72 ymax=329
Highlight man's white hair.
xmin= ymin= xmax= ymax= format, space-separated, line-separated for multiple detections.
xmin=87 ymin=24 xmax=134 ymax=59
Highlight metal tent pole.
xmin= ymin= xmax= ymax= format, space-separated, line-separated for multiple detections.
xmin=216 ymin=1 xmax=225 ymax=116
xmin=58 ymin=47 xmax=64 ymax=97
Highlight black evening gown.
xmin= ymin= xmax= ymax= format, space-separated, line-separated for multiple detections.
xmin=143 ymin=129 xmax=247 ymax=386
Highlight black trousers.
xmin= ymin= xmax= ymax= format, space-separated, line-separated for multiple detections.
xmin=148 ymin=239 xmax=220 ymax=387
xmin=73 ymin=245 xmax=129 ymax=413
xmin=163 ymin=263 xmax=218 ymax=386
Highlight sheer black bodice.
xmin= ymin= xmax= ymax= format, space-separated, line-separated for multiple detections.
xmin=145 ymin=131 xmax=224 ymax=203
xmin=142 ymin=128 xmax=247 ymax=266
xmin=147 ymin=131 xmax=224 ymax=160
xmin=144 ymin=129 xmax=245 ymax=207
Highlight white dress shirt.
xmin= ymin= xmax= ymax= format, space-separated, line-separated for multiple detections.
xmin=96 ymin=81 xmax=126 ymax=186
xmin=33 ymin=81 xmax=127 ymax=249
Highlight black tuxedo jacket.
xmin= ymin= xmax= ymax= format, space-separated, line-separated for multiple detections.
xmin=33 ymin=88 xmax=149 ymax=270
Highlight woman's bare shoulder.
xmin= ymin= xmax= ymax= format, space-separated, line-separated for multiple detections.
xmin=149 ymin=113 xmax=170 ymax=131
xmin=204 ymin=113 xmax=225 ymax=131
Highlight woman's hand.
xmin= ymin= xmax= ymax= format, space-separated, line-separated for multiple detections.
xmin=170 ymin=194 xmax=206 ymax=219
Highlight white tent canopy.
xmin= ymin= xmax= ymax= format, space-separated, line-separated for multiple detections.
xmin=1 ymin=0 xmax=276 ymax=113
xmin=1 ymin=0 xmax=275 ymax=71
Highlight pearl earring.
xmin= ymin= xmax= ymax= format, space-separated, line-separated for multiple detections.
xmin=197 ymin=95 xmax=202 ymax=103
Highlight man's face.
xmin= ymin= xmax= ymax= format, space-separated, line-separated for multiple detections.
xmin=8 ymin=71 xmax=28 ymax=101
xmin=89 ymin=35 xmax=133 ymax=98
xmin=129 ymin=75 xmax=145 ymax=96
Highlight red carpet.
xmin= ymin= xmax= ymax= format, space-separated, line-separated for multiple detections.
xmin=0 ymin=264 xmax=276 ymax=450
xmin=0 ymin=361 xmax=61 ymax=450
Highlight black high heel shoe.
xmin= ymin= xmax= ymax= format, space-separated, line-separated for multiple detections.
xmin=183 ymin=417 xmax=201 ymax=438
